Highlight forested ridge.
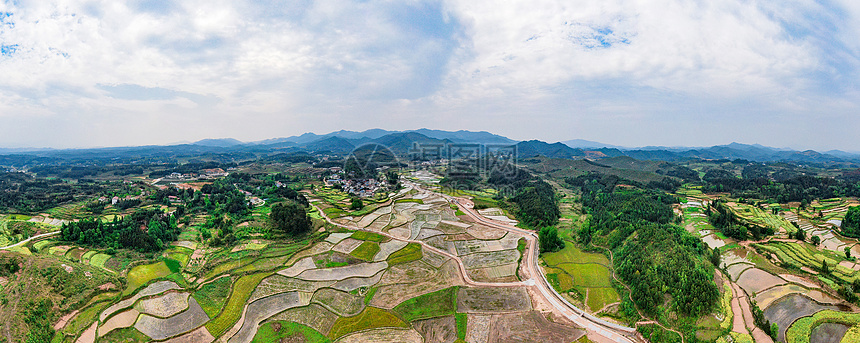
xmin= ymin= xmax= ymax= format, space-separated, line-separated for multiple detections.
xmin=569 ymin=173 xmax=719 ymax=317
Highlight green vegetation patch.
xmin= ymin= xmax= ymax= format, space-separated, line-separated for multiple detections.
xmin=89 ymin=253 xmax=112 ymax=269
xmin=387 ymin=243 xmax=423 ymax=265
xmin=98 ymin=327 xmax=150 ymax=343
xmin=328 ymin=307 xmax=409 ymax=340
xmin=394 ymin=198 xmax=424 ymax=204
xmin=587 ymin=287 xmax=621 ymax=312
xmin=393 ymin=286 xmax=458 ymax=322
xmin=555 ymin=263 xmax=613 ymax=288
xmin=455 ymin=313 xmax=467 ymax=340
xmin=124 ymin=261 xmax=172 ymax=296
xmin=350 ymin=241 xmax=381 ymax=261
xmin=543 ymin=244 xmax=610 ymax=266
xmin=786 ymin=310 xmax=860 ymax=343
xmin=205 ymin=272 xmax=270 ymax=337
xmin=252 ymin=321 xmax=331 ymax=343
xmin=350 ymin=230 xmax=385 ymax=242
xmin=193 ymin=276 xmax=232 ymax=318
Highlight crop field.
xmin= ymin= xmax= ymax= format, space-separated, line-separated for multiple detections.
xmin=586 ymin=288 xmax=621 ymax=312
xmin=135 ymin=292 xmax=190 ymax=317
xmin=728 ymin=202 xmax=797 ymax=234
xmin=98 ymin=327 xmax=151 ymax=343
xmin=457 ymin=287 xmax=531 ymax=313
xmin=64 ymin=301 xmax=112 ymax=336
xmin=98 ymin=309 xmax=139 ymax=337
xmin=311 ymin=288 xmax=365 ymax=316
xmin=252 ymin=321 xmax=331 ymax=343
xmin=393 ymin=286 xmax=458 ymax=322
xmin=205 ymin=272 xmax=271 ymax=338
xmin=764 ymin=294 xmax=841 ymax=342
xmin=231 ymin=292 xmax=307 ymax=343
xmin=328 ymin=306 xmax=409 ymax=340
xmin=412 ymin=315 xmax=457 ymax=343
xmin=267 ymin=304 xmax=339 ymax=336
xmin=192 ymin=277 xmax=232 ymax=318
xmin=350 ymin=241 xmax=380 ymax=261
xmin=351 ymin=230 xmax=386 ymax=242
xmin=785 ymin=310 xmax=860 ymax=343
xmin=387 ymin=242 xmax=423 ymax=265
xmin=736 ymin=267 xmax=786 ymax=294
xmin=124 ymin=261 xmax=173 ymax=296
xmin=134 ymin=297 xmax=210 ymax=340
xmin=89 ymin=253 xmax=112 ymax=269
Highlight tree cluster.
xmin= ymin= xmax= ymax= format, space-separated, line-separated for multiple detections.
xmin=60 ymin=209 xmax=179 ymax=252
xmin=269 ymin=202 xmax=312 ymax=237
xmin=571 ymin=173 xmax=719 ymax=317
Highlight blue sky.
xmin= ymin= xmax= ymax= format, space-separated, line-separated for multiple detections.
xmin=0 ymin=0 xmax=858 ymax=151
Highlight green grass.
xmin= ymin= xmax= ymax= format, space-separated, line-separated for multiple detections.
xmin=124 ymin=261 xmax=172 ymax=296
xmin=193 ymin=276 xmax=232 ymax=318
xmin=386 ymin=243 xmax=423 ymax=265
xmin=392 ymin=286 xmax=458 ymax=322
xmin=328 ymin=307 xmax=408 ymax=340
xmin=252 ymin=321 xmax=331 ymax=343
xmin=205 ymin=272 xmax=271 ymax=337
xmin=350 ymin=241 xmax=380 ymax=261
xmin=456 ymin=313 xmax=467 ymax=340
xmin=350 ymin=230 xmax=385 ymax=242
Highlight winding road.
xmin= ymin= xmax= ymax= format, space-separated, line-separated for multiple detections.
xmin=0 ymin=231 xmax=59 ymax=250
xmin=312 ymin=181 xmax=645 ymax=343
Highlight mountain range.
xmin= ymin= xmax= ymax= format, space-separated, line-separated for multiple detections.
xmin=0 ymin=129 xmax=858 ymax=167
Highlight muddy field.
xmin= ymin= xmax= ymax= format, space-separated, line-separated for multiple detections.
xmin=485 ymin=311 xmax=584 ymax=343
xmin=764 ymin=294 xmax=840 ymax=342
xmin=810 ymin=322 xmax=849 ymax=343
xmin=413 ymin=315 xmax=457 ymax=343
xmin=737 ymin=268 xmax=786 ymax=294
xmin=457 ymin=287 xmax=532 ymax=313
xmin=228 ymin=292 xmax=305 ymax=343
xmin=265 ymin=304 xmax=338 ymax=336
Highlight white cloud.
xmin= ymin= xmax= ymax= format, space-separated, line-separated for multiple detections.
xmin=0 ymin=0 xmax=857 ymax=149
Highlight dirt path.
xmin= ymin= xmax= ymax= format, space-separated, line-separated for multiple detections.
xmin=727 ymin=276 xmax=774 ymax=343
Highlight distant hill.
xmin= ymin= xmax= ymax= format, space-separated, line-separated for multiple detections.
xmin=561 ymin=139 xmax=623 ymax=149
xmin=410 ymin=129 xmax=515 ymax=144
xmin=515 ymin=140 xmax=585 ymax=159
xmin=193 ymin=138 xmax=244 ymax=147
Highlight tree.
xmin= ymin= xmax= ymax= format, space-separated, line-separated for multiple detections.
xmin=710 ymin=248 xmax=721 ymax=268
xmin=846 ymin=246 xmax=852 ymax=259
xmin=811 ymin=235 xmax=821 ymax=246
xmin=795 ymin=228 xmax=806 ymax=242
xmin=350 ymin=198 xmax=363 ymax=211
xmin=538 ymin=227 xmax=564 ymax=253
xmin=270 ymin=202 xmax=312 ymax=237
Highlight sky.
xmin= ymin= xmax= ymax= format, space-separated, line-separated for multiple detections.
xmin=0 ymin=0 xmax=859 ymax=151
